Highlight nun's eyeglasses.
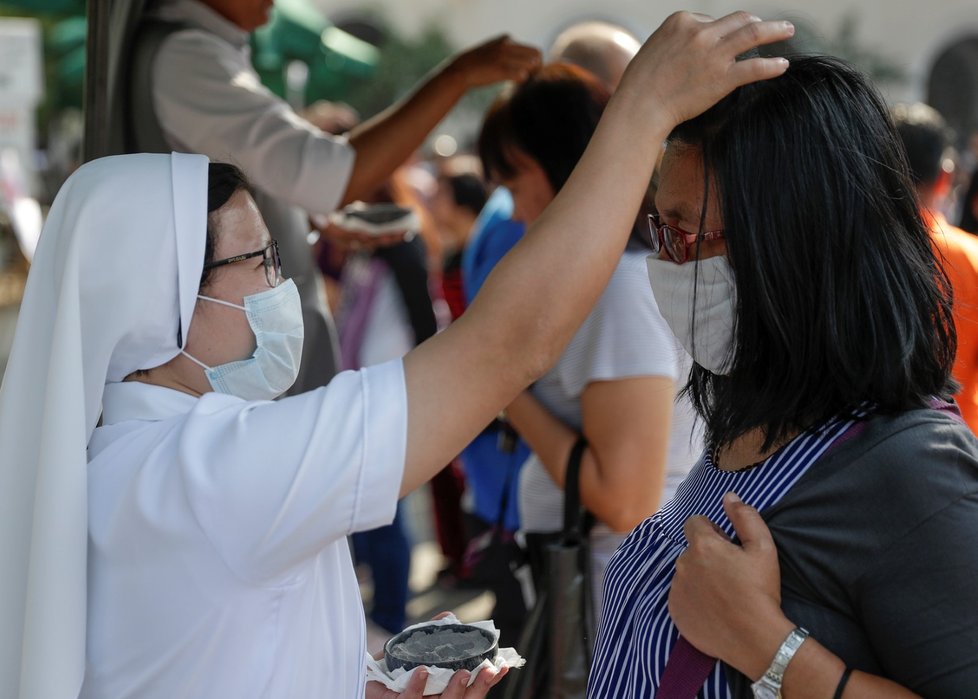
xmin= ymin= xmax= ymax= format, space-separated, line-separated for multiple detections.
xmin=647 ymin=214 xmax=725 ymax=264
xmin=203 ymin=240 xmax=282 ymax=287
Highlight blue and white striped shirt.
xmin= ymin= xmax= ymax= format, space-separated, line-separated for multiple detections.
xmin=588 ymin=411 xmax=863 ymax=698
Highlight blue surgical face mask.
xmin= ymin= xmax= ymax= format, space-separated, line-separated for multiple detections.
xmin=182 ymin=279 xmax=304 ymax=400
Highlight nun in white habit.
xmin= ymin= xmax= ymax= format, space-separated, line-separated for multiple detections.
xmin=0 ymin=18 xmax=793 ymax=699
xmin=0 ymin=152 xmax=488 ymax=699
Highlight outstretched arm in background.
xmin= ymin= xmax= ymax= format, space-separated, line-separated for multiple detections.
xmin=341 ymin=36 xmax=542 ymax=204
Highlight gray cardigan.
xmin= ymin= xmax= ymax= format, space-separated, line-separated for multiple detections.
xmin=726 ymin=408 xmax=978 ymax=697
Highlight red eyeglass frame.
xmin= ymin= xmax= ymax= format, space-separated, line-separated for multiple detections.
xmin=647 ymin=213 xmax=725 ymax=264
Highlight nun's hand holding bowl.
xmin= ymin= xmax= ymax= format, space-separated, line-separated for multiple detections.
xmin=364 ymin=667 xmax=508 ymax=699
xmin=364 ymin=611 xmax=508 ymax=699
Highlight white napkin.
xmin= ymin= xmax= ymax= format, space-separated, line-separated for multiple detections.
xmin=364 ymin=615 xmax=526 ymax=696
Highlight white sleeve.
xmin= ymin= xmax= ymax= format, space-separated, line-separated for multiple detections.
xmin=558 ymin=254 xmax=680 ymax=398
xmin=175 ymin=359 xmax=406 ymax=583
xmin=152 ymin=29 xmax=355 ymax=215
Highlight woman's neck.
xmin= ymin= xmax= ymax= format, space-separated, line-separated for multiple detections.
xmin=713 ymin=427 xmax=798 ymax=472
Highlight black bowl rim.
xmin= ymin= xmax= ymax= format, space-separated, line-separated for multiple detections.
xmin=384 ymin=622 xmax=498 ymax=666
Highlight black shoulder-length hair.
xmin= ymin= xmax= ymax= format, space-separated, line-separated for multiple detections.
xmin=670 ymin=55 xmax=957 ymax=450
xmin=478 ymin=62 xmax=653 ymax=250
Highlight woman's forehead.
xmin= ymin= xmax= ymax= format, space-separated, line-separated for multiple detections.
xmin=655 ymin=146 xmax=706 ymax=221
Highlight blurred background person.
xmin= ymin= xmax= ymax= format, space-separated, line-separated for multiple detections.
xmin=453 ymin=21 xmax=647 ymax=647
xmin=431 ymin=159 xmax=488 ymax=322
xmin=119 ymin=0 xmax=540 ymax=394
xmin=478 ymin=62 xmax=702 ymax=628
xmin=959 ymin=165 xmax=978 ymax=234
xmin=547 ymin=20 xmax=641 ymax=92
xmin=461 ymin=19 xmax=641 ymax=302
xmin=956 ymin=132 xmax=978 ymax=234
xmin=426 ymin=157 xmax=489 ymax=584
xmin=893 ymin=102 xmax=978 ymax=433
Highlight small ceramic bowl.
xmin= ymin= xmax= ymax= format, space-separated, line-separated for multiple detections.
xmin=384 ymin=623 xmax=498 ymax=672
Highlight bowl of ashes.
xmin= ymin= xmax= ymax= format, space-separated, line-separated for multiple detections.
xmin=384 ymin=623 xmax=498 ymax=673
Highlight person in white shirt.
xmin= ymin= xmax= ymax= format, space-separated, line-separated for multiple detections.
xmin=0 ymin=13 xmax=794 ymax=699
xmin=478 ymin=63 xmax=702 ymax=624
xmin=126 ymin=0 xmax=542 ymax=391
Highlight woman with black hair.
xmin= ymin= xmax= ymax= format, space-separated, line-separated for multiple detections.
xmin=478 ymin=62 xmax=702 ymax=628
xmin=589 ymin=56 xmax=978 ymax=699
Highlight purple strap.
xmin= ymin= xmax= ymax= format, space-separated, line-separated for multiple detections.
xmin=657 ymin=636 xmax=717 ymax=697
xmin=927 ymin=396 xmax=965 ymax=423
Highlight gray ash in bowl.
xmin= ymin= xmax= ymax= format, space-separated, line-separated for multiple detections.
xmin=393 ymin=628 xmax=491 ymax=663
xmin=385 ymin=623 xmax=498 ymax=672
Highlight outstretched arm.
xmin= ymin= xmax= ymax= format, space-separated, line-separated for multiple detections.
xmin=341 ymin=36 xmax=541 ymax=204
xmin=397 ymin=12 xmax=795 ymax=496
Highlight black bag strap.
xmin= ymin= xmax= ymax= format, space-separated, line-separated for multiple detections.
xmin=493 ymin=456 xmax=515 ymax=530
xmin=562 ymin=436 xmax=592 ymax=546
xmin=562 ymin=435 xmax=596 ymax=671
xmin=374 ymin=237 xmax=438 ymax=346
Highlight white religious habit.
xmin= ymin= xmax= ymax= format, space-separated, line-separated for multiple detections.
xmin=0 ymin=152 xmax=407 ymax=699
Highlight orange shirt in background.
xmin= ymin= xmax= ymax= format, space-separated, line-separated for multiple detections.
xmin=927 ymin=209 xmax=978 ymax=433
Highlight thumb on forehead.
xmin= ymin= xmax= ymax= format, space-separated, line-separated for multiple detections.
xmin=722 ymin=491 xmax=774 ymax=552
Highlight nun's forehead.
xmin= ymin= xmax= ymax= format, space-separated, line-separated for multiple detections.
xmin=207 ymin=189 xmax=271 ymax=253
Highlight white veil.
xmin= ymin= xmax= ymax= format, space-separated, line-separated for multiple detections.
xmin=0 ymin=152 xmax=208 ymax=698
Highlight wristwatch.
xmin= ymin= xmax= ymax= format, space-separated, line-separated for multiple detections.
xmin=750 ymin=627 xmax=810 ymax=699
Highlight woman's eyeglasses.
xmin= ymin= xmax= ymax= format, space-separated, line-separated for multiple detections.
xmin=647 ymin=214 xmax=725 ymax=264
xmin=203 ymin=240 xmax=282 ymax=287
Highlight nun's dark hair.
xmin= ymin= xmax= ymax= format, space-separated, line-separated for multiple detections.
xmin=200 ymin=163 xmax=253 ymax=288
xmin=671 ymin=55 xmax=957 ymax=450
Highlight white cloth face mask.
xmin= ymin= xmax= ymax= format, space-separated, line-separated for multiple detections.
xmin=646 ymin=254 xmax=737 ymax=375
xmin=183 ymin=278 xmax=304 ymax=400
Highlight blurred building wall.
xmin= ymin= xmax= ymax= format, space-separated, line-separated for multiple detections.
xmin=321 ymin=0 xmax=978 ymax=112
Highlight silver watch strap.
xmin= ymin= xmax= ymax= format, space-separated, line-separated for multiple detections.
xmin=752 ymin=626 xmax=809 ymax=694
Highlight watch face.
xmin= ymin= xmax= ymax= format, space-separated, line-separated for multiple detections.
xmin=750 ymin=679 xmax=780 ymax=699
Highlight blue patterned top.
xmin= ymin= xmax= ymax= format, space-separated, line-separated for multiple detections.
xmin=587 ymin=411 xmax=864 ymax=698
